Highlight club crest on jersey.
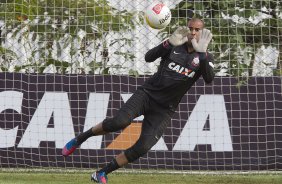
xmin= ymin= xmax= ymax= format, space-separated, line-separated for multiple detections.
xmin=168 ymin=62 xmax=195 ymax=78
xmin=192 ymin=57 xmax=200 ymax=67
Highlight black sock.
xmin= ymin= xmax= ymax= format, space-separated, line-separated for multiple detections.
xmin=76 ymin=128 xmax=95 ymax=144
xmin=98 ymin=159 xmax=120 ymax=175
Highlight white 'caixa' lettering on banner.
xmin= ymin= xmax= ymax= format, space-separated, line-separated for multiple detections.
xmin=0 ymin=91 xmax=233 ymax=151
xmin=0 ymin=91 xmax=22 ymax=148
xmin=173 ymin=95 xmax=233 ymax=151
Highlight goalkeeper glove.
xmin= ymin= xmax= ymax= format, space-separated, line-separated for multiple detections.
xmin=191 ymin=28 xmax=212 ymax=53
xmin=168 ymin=26 xmax=190 ymax=46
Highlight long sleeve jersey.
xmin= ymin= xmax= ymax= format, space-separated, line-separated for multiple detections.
xmin=140 ymin=40 xmax=215 ymax=111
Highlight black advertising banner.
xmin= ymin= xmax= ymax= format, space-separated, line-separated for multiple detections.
xmin=0 ymin=73 xmax=281 ymax=170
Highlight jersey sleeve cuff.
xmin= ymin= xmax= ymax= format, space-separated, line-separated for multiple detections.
xmin=162 ymin=40 xmax=173 ymax=49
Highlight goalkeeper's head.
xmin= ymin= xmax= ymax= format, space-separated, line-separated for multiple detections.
xmin=186 ymin=18 xmax=204 ymax=49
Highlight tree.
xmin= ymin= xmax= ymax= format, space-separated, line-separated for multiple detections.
xmin=0 ymin=0 xmax=138 ymax=73
xmin=162 ymin=0 xmax=282 ymax=78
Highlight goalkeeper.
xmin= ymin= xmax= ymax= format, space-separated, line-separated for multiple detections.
xmin=62 ymin=18 xmax=214 ymax=184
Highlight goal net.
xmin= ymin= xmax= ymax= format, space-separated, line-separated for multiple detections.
xmin=0 ymin=0 xmax=281 ymax=172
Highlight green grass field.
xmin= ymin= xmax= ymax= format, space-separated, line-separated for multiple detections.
xmin=0 ymin=171 xmax=282 ymax=184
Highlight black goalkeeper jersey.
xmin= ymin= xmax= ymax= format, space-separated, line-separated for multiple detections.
xmin=140 ymin=40 xmax=215 ymax=111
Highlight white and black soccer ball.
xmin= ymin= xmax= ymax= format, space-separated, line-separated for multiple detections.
xmin=144 ymin=2 xmax=171 ymax=29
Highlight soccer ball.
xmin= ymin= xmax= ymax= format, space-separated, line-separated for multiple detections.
xmin=144 ymin=3 xmax=171 ymax=29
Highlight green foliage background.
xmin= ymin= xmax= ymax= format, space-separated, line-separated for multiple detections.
xmin=0 ymin=0 xmax=138 ymax=74
xmin=0 ymin=0 xmax=281 ymax=77
xmin=164 ymin=0 xmax=282 ymax=77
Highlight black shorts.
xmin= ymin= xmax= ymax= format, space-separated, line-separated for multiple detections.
xmin=103 ymin=88 xmax=174 ymax=136
xmin=102 ymin=89 xmax=174 ymax=161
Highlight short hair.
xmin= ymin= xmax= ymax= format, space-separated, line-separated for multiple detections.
xmin=188 ymin=18 xmax=205 ymax=27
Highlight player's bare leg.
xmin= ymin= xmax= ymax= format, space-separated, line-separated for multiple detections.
xmin=91 ymin=153 xmax=128 ymax=183
xmin=115 ymin=152 xmax=129 ymax=166
xmin=62 ymin=122 xmax=107 ymax=157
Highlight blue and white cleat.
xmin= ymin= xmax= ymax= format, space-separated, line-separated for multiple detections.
xmin=91 ymin=171 xmax=108 ymax=184
xmin=62 ymin=138 xmax=80 ymax=157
